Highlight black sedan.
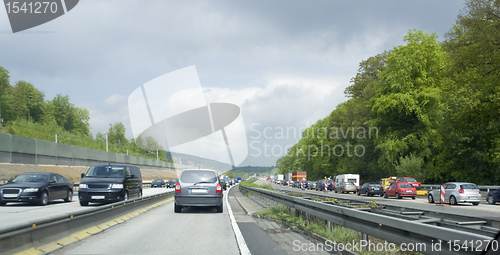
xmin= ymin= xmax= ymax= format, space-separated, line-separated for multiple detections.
xmin=151 ymin=179 xmax=165 ymax=188
xmin=167 ymin=179 xmax=178 ymax=188
xmin=357 ymin=183 xmax=383 ymax=197
xmin=219 ymin=178 xmax=227 ymax=190
xmin=0 ymin=172 xmax=74 ymax=206
xmin=487 ymin=188 xmax=500 ymax=205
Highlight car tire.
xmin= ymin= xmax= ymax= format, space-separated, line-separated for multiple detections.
xmin=174 ymin=203 xmax=182 ymax=213
xmin=334 ymin=189 xmax=337 ymax=193
xmin=380 ymin=194 xmax=384 ymax=197
xmin=472 ymin=202 xmax=480 ymax=206
xmin=80 ymin=200 xmax=89 ymax=206
xmin=357 ymin=191 xmax=360 ymax=196
xmin=123 ymin=191 xmax=129 ymax=201
xmin=64 ymin=189 xmax=73 ymax=202
xmin=216 ymin=204 xmax=223 ymax=213
xmin=383 ymin=193 xmax=388 ymax=198
xmin=138 ymin=189 xmax=142 ymax=198
xmin=396 ymin=193 xmax=401 ymax=199
xmin=449 ymin=195 xmax=457 ymax=205
xmin=428 ymin=194 xmax=434 ymax=203
xmin=487 ymin=195 xmax=495 ymax=205
xmin=39 ymin=191 xmax=49 ymax=206
xmin=412 ymin=197 xmax=416 ymax=200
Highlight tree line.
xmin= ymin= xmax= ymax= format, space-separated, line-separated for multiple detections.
xmin=276 ymin=0 xmax=500 ymax=185
xmin=0 ymin=68 xmax=170 ymax=162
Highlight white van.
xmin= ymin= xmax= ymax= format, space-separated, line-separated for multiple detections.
xmin=335 ymin=174 xmax=360 ymax=187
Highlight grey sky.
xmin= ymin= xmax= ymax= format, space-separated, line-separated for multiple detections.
xmin=0 ymin=0 xmax=466 ymax=166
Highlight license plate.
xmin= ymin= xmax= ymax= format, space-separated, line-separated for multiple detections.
xmin=406 ymin=190 xmax=412 ymax=193
xmin=3 ymin=194 xmax=17 ymax=198
xmin=373 ymin=188 xmax=379 ymax=190
xmin=91 ymin=196 xmax=105 ymax=199
xmin=190 ymin=189 xmax=207 ymax=194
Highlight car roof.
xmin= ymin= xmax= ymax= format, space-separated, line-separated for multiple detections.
xmin=20 ymin=172 xmax=51 ymax=175
xmin=90 ymin=163 xmax=133 ymax=167
xmin=444 ymin=182 xmax=476 ymax=185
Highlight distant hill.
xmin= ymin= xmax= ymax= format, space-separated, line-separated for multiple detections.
xmin=170 ymin=152 xmax=233 ymax=171
xmin=223 ymin=166 xmax=277 ymax=179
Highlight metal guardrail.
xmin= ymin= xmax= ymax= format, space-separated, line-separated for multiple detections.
xmin=0 ymin=190 xmax=174 ymax=255
xmin=241 ymin=185 xmax=498 ymax=255
xmin=422 ymin=184 xmax=500 ymax=193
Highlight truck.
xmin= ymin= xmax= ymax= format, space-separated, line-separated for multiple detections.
xmin=292 ymin=171 xmax=307 ymax=182
xmin=335 ymin=174 xmax=360 ymax=188
xmin=277 ymin=174 xmax=284 ymax=181
xmin=380 ymin=177 xmax=397 ymax=190
xmin=286 ymin=173 xmax=292 ymax=181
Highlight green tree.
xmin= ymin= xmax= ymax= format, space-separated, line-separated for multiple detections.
xmin=369 ymin=30 xmax=445 ymax=173
xmin=107 ymin=122 xmax=128 ymax=146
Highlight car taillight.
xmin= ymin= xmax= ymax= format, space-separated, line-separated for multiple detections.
xmin=175 ymin=183 xmax=181 ymax=193
xmin=458 ymin=189 xmax=464 ymax=194
xmin=479 ymin=190 xmax=481 ymax=194
xmin=216 ymin=183 xmax=222 ymax=193
xmin=368 ymin=187 xmax=371 ymax=190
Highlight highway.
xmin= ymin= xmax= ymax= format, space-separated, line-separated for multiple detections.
xmin=0 ymin=187 xmax=173 ymax=229
xmin=271 ymin=184 xmax=500 ymax=221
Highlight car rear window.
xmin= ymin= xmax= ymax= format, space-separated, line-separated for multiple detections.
xmin=461 ymin=184 xmax=478 ymax=189
xmin=180 ymin=170 xmax=217 ymax=183
xmin=406 ymin=178 xmax=417 ymax=182
xmin=400 ymin=183 xmax=412 ymax=188
xmin=369 ymin=184 xmax=382 ymax=188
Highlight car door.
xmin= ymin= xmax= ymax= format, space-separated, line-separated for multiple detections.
xmin=387 ymin=183 xmax=397 ymax=197
xmin=47 ymin=174 xmax=63 ymax=199
xmin=361 ymin=183 xmax=368 ymax=194
xmin=444 ymin=184 xmax=455 ymax=203
xmin=56 ymin=174 xmax=70 ymax=198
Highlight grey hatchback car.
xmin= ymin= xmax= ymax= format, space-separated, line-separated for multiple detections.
xmin=428 ymin=182 xmax=481 ymax=205
xmin=174 ymin=169 xmax=223 ymax=213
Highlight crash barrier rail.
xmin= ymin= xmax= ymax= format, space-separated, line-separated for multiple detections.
xmin=0 ymin=132 xmax=174 ymax=169
xmin=0 ymin=190 xmax=174 ymax=255
xmin=421 ymin=184 xmax=500 ymax=193
xmin=240 ymin=186 xmax=498 ymax=255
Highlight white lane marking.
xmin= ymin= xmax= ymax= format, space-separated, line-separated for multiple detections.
xmin=226 ymin=184 xmax=251 ymax=255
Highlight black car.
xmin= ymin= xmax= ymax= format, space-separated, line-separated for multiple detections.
xmin=151 ymin=179 xmax=165 ymax=188
xmin=357 ymin=183 xmax=384 ymax=197
xmin=78 ymin=164 xmax=142 ymax=206
xmin=167 ymin=179 xmax=178 ymax=188
xmin=219 ymin=178 xmax=227 ymax=190
xmin=487 ymin=188 xmax=500 ymax=205
xmin=0 ymin=172 xmax=74 ymax=206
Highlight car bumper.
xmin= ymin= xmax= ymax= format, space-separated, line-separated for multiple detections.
xmin=0 ymin=193 xmax=41 ymax=203
xmin=175 ymin=195 xmax=223 ymax=207
xmin=456 ymin=194 xmax=481 ymax=203
xmin=78 ymin=189 xmax=124 ymax=202
xmin=368 ymin=190 xmax=383 ymax=195
xmin=399 ymin=192 xmax=416 ymax=197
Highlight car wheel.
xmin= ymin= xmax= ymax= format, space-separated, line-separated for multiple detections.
xmin=412 ymin=197 xmax=416 ymax=200
xmin=174 ymin=203 xmax=182 ymax=213
xmin=0 ymin=202 xmax=6 ymax=206
xmin=80 ymin=200 xmax=89 ymax=206
xmin=138 ymin=190 xmax=142 ymax=198
xmin=472 ymin=202 xmax=480 ymax=206
xmin=449 ymin=195 xmax=457 ymax=205
xmin=428 ymin=194 xmax=434 ymax=203
xmin=487 ymin=195 xmax=495 ymax=205
xmin=123 ymin=191 xmax=129 ymax=201
xmin=383 ymin=193 xmax=388 ymax=198
xmin=216 ymin=204 xmax=223 ymax=213
xmin=357 ymin=190 xmax=360 ymax=196
xmin=64 ymin=189 xmax=73 ymax=202
xmin=396 ymin=193 xmax=401 ymax=199
xmin=334 ymin=189 xmax=337 ymax=193
xmin=39 ymin=191 xmax=49 ymax=206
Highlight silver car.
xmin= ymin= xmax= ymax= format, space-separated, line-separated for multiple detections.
xmin=427 ymin=182 xmax=481 ymax=206
xmin=174 ymin=169 xmax=223 ymax=213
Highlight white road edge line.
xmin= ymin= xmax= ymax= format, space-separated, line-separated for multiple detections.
xmin=226 ymin=184 xmax=251 ymax=255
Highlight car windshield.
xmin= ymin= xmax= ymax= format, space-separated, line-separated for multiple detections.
xmin=180 ymin=170 xmax=217 ymax=183
xmin=400 ymin=183 xmax=412 ymax=188
xmin=85 ymin=166 xmax=125 ymax=178
xmin=12 ymin=174 xmax=47 ymax=183
xmin=461 ymin=184 xmax=478 ymax=189
xmin=406 ymin=178 xmax=417 ymax=182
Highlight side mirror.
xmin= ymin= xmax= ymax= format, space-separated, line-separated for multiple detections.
xmin=81 ymin=173 xmax=86 ymax=178
xmin=7 ymin=179 xmax=13 ymax=183
xmin=49 ymin=180 xmax=56 ymax=184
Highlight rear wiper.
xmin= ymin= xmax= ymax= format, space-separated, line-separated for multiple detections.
xmin=193 ymin=181 xmax=212 ymax=185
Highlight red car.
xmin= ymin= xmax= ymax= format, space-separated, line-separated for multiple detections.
xmin=397 ymin=177 xmax=421 ymax=189
xmin=383 ymin=181 xmax=416 ymax=199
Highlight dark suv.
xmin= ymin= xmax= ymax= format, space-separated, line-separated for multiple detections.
xmin=78 ymin=164 xmax=142 ymax=206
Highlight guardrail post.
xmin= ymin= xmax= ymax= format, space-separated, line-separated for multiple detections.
xmin=362 ymin=232 xmax=369 ymax=249
xmin=327 ymin=221 xmax=332 ymax=232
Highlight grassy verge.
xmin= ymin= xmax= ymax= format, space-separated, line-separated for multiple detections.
xmin=255 ymin=205 xmax=421 ymax=255
xmin=240 ymin=179 xmax=275 ymax=190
